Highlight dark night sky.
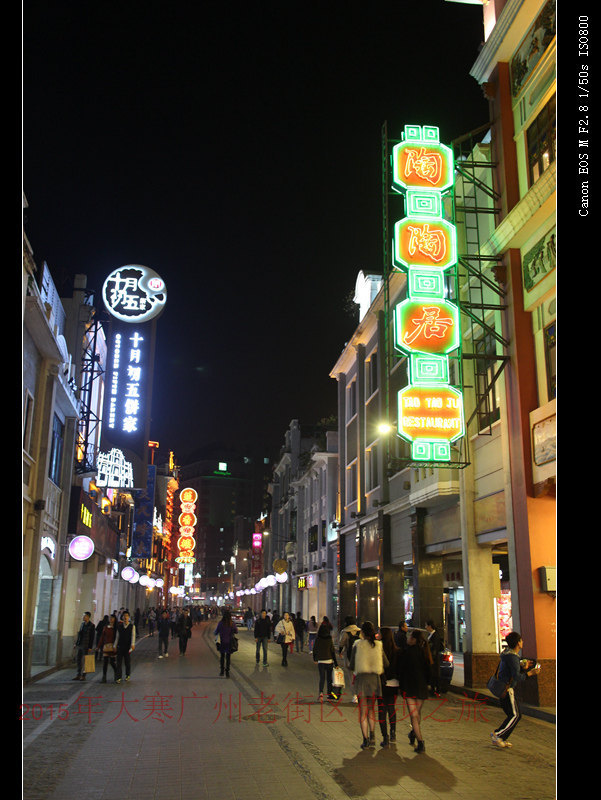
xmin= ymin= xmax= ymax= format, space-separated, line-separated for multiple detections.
xmin=23 ymin=0 xmax=489 ymax=465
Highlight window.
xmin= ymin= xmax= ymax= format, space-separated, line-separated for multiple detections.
xmin=474 ymin=332 xmax=501 ymax=431
xmin=23 ymin=391 xmax=34 ymax=454
xmin=544 ymin=321 xmax=556 ymax=401
xmin=366 ymin=351 xmax=378 ymax=397
xmin=366 ymin=444 xmax=379 ymax=492
xmin=48 ymin=414 xmax=64 ymax=485
xmin=347 ymin=381 xmax=357 ymax=420
xmin=346 ymin=461 xmax=357 ymax=504
xmin=527 ymin=94 xmax=556 ymax=185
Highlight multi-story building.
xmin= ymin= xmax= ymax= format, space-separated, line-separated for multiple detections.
xmin=23 ymin=205 xmax=81 ymax=680
xmin=328 ymin=0 xmax=555 ymax=707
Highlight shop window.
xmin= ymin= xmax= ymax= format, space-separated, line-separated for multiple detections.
xmin=346 ymin=461 xmax=357 ymax=504
xmin=366 ymin=444 xmax=379 ymax=492
xmin=527 ymin=94 xmax=556 ymax=185
xmin=544 ymin=321 xmax=556 ymax=401
xmin=48 ymin=413 xmax=64 ymax=486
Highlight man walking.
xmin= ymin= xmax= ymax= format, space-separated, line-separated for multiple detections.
xmin=72 ymin=612 xmax=96 ymax=681
xmin=254 ymin=609 xmax=271 ymax=666
xmin=115 ymin=610 xmax=136 ymax=683
xmin=157 ymin=610 xmax=171 ymax=658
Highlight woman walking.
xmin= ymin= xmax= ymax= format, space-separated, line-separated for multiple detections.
xmin=378 ymin=627 xmax=401 ymax=746
xmin=312 ymin=623 xmax=338 ymax=701
xmin=274 ymin=612 xmax=295 ymax=666
xmin=491 ymin=631 xmax=541 ymax=748
xmin=306 ymin=616 xmax=318 ymax=653
xmin=349 ymin=621 xmax=388 ymax=749
xmin=214 ymin=610 xmax=238 ymax=678
xmin=96 ymin=614 xmax=118 ymax=683
xmin=400 ymin=628 xmax=432 ymax=753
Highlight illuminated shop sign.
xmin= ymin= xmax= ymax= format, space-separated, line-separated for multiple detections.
xmin=176 ymin=488 xmax=197 ymax=564
xmin=297 ymin=574 xmax=315 ymax=590
xmin=96 ymin=448 xmax=134 ymax=489
xmin=252 ymin=533 xmax=263 ymax=550
xmin=102 ymin=265 xmax=167 ymax=324
xmin=100 ymin=265 xmax=166 ymax=489
xmin=392 ymin=124 xmax=464 ymax=463
xmin=69 ymin=535 xmax=95 ymax=561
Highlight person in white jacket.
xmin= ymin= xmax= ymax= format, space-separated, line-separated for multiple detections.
xmin=274 ymin=612 xmax=295 ymax=666
xmin=349 ymin=621 xmax=389 ymax=749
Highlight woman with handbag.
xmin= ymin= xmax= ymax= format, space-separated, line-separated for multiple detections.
xmin=96 ymin=614 xmax=118 ymax=683
xmin=274 ymin=612 xmax=295 ymax=666
xmin=312 ymin=623 xmax=338 ymax=700
xmin=349 ymin=621 xmax=389 ymax=749
xmin=490 ymin=631 xmax=541 ymax=748
xmin=378 ymin=627 xmax=400 ymax=746
xmin=214 ymin=610 xmax=238 ymax=678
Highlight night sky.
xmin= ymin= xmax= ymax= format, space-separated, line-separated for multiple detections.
xmin=23 ymin=0 xmax=489 ymax=465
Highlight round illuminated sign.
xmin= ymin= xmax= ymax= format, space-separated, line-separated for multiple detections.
xmin=121 ymin=566 xmax=136 ymax=581
xmin=102 ymin=265 xmax=167 ymax=324
xmin=69 ymin=535 xmax=94 ymax=561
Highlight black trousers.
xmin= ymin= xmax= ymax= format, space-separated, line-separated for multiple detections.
xmin=116 ymin=650 xmax=131 ymax=679
xmin=220 ymin=650 xmax=231 ymax=673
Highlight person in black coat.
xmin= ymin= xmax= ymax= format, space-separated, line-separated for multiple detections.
xmin=378 ymin=627 xmax=401 ymax=746
xmin=115 ymin=611 xmax=136 ymax=683
xmin=73 ymin=612 xmax=96 ymax=681
xmin=254 ymin=609 xmax=271 ymax=666
xmin=177 ymin=608 xmax=193 ymax=655
xmin=425 ymin=620 xmax=444 ymax=695
xmin=400 ymin=629 xmax=432 ymax=753
xmin=312 ymin=623 xmax=338 ymax=700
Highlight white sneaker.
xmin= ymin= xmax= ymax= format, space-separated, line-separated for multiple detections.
xmin=158 ymin=655 xmax=163 ymax=659
xmin=352 ymin=695 xmax=358 ymax=704
xmin=164 ymin=653 xmax=169 ymax=657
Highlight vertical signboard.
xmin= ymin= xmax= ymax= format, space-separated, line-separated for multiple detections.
xmin=391 ymin=125 xmax=464 ymax=463
xmin=99 ymin=265 xmax=166 ymax=488
xmin=132 ymin=464 xmax=156 ymax=560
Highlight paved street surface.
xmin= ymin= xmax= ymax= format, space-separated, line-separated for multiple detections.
xmin=21 ymin=621 xmax=556 ymax=800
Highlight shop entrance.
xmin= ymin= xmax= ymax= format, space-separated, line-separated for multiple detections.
xmin=444 ymin=586 xmax=466 ymax=653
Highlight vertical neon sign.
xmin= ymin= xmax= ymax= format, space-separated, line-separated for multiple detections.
xmin=391 ymin=124 xmax=464 ymax=462
xmin=176 ymin=488 xmax=197 ymax=564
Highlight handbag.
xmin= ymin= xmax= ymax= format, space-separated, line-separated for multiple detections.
xmin=487 ymin=661 xmax=509 ymax=699
xmin=230 ymin=635 xmax=238 ymax=653
xmin=276 ymin=633 xmax=285 ymax=644
xmin=84 ymin=653 xmax=96 ymax=674
xmin=332 ymin=666 xmax=345 ymax=687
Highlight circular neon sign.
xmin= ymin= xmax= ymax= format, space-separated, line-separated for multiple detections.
xmin=69 ymin=535 xmax=94 ymax=561
xmin=102 ymin=265 xmax=167 ymax=323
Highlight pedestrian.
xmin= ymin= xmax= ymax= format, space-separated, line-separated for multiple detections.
xmin=157 ymin=610 xmax=171 ymax=658
xmin=490 ymin=631 xmax=541 ymax=749
xmin=72 ymin=612 xmax=96 ymax=681
xmin=274 ymin=611 xmax=295 ymax=666
xmin=95 ymin=615 xmax=109 ymax=661
xmin=96 ymin=614 xmax=118 ymax=682
xmin=307 ymin=616 xmax=318 ymax=653
xmin=312 ymin=623 xmax=338 ymax=701
xmin=244 ymin=607 xmax=254 ymax=631
xmin=378 ymin=627 xmax=401 ymax=746
xmin=425 ymin=620 xmax=444 ymax=695
xmin=271 ymin=611 xmax=280 ymax=638
xmin=349 ymin=621 xmax=388 ymax=749
xmin=147 ymin=607 xmax=156 ymax=637
xmin=338 ymin=615 xmax=362 ymax=703
xmin=393 ymin=619 xmax=409 ymax=651
xmin=254 ymin=609 xmax=271 ymax=666
xmin=170 ymin=608 xmax=178 ymax=638
xmin=294 ymin=612 xmax=306 ymax=652
xmin=177 ymin=608 xmax=193 ymax=655
xmin=114 ymin=610 xmax=136 ymax=683
xmin=400 ymin=628 xmax=432 ymax=753
xmin=134 ymin=607 xmax=141 ymax=636
xmin=214 ymin=609 xmax=238 ymax=677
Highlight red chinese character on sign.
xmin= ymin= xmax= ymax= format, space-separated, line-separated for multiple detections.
xmin=408 ymin=223 xmax=446 ymax=262
xmin=404 ymin=147 xmax=443 ymax=186
xmin=403 ymin=307 xmax=454 ymax=346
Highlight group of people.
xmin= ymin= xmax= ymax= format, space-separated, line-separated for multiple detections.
xmin=73 ymin=609 xmax=136 ymax=684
